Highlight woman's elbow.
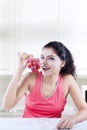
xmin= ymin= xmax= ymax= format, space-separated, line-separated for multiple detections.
xmin=2 ymin=99 xmax=12 ymax=111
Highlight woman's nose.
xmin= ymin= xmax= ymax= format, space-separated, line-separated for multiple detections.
xmin=42 ymin=58 xmax=48 ymax=64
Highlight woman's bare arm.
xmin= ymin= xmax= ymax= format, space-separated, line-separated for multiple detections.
xmin=2 ymin=53 xmax=32 ymax=110
xmin=57 ymin=75 xmax=87 ymax=129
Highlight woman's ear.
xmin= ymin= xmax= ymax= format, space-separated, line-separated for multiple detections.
xmin=61 ymin=61 xmax=65 ymax=68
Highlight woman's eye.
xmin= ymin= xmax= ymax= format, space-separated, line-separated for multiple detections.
xmin=40 ymin=56 xmax=44 ymax=59
xmin=40 ymin=56 xmax=55 ymax=60
xmin=48 ymin=57 xmax=54 ymax=60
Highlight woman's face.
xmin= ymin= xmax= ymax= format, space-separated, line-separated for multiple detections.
xmin=40 ymin=47 xmax=64 ymax=76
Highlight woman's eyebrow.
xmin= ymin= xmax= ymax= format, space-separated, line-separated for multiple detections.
xmin=41 ymin=54 xmax=55 ymax=57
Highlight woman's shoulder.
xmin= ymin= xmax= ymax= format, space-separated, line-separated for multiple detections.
xmin=62 ymin=74 xmax=76 ymax=86
xmin=23 ymin=71 xmax=41 ymax=89
xmin=62 ymin=74 xmax=78 ymax=96
xmin=23 ymin=71 xmax=38 ymax=81
xmin=62 ymin=74 xmax=75 ymax=80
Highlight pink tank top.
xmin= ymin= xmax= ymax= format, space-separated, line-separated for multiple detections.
xmin=23 ymin=72 xmax=66 ymax=118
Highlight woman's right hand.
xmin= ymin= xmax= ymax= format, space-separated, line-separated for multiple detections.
xmin=17 ymin=52 xmax=34 ymax=70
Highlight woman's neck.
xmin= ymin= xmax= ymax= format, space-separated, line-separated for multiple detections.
xmin=42 ymin=73 xmax=59 ymax=86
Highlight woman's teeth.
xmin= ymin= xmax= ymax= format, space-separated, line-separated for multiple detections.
xmin=42 ymin=66 xmax=50 ymax=70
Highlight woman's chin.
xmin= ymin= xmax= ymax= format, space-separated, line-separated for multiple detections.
xmin=42 ymin=70 xmax=51 ymax=77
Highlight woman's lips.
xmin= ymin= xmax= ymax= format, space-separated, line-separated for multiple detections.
xmin=42 ymin=66 xmax=50 ymax=71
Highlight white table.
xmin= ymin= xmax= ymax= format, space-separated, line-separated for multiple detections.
xmin=0 ymin=118 xmax=87 ymax=130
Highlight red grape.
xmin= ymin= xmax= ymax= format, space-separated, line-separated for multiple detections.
xmin=27 ymin=58 xmax=40 ymax=72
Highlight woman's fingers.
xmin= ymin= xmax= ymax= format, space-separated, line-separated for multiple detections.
xmin=18 ymin=52 xmax=34 ymax=60
xmin=17 ymin=52 xmax=34 ymax=69
xmin=57 ymin=117 xmax=75 ymax=129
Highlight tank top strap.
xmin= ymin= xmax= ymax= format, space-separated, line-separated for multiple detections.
xmin=36 ymin=71 xmax=42 ymax=88
xmin=26 ymin=71 xmax=42 ymax=97
xmin=32 ymin=71 xmax=42 ymax=91
xmin=56 ymin=75 xmax=63 ymax=91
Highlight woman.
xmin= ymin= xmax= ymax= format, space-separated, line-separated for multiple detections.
xmin=2 ymin=41 xmax=87 ymax=129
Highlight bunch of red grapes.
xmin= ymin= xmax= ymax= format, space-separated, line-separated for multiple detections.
xmin=27 ymin=58 xmax=40 ymax=72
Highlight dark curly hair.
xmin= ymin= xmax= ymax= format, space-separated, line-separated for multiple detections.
xmin=42 ymin=41 xmax=76 ymax=77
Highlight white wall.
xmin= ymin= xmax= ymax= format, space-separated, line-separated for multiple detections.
xmin=59 ymin=0 xmax=87 ymax=75
xmin=0 ymin=0 xmax=87 ymax=75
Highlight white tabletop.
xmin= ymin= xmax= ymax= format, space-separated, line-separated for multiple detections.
xmin=0 ymin=118 xmax=87 ymax=130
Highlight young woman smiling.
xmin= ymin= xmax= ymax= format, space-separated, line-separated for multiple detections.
xmin=2 ymin=41 xmax=87 ymax=129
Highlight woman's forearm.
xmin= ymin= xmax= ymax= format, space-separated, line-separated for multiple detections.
xmin=2 ymin=67 xmax=24 ymax=110
xmin=71 ymin=109 xmax=87 ymax=123
xmin=57 ymin=108 xmax=87 ymax=129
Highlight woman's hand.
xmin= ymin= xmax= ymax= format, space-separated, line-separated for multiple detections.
xmin=17 ymin=52 xmax=33 ymax=70
xmin=57 ymin=116 xmax=75 ymax=129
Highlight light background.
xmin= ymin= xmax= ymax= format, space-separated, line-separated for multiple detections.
xmin=0 ymin=0 xmax=87 ymax=75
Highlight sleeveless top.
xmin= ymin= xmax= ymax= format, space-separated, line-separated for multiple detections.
xmin=23 ymin=72 xmax=66 ymax=118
